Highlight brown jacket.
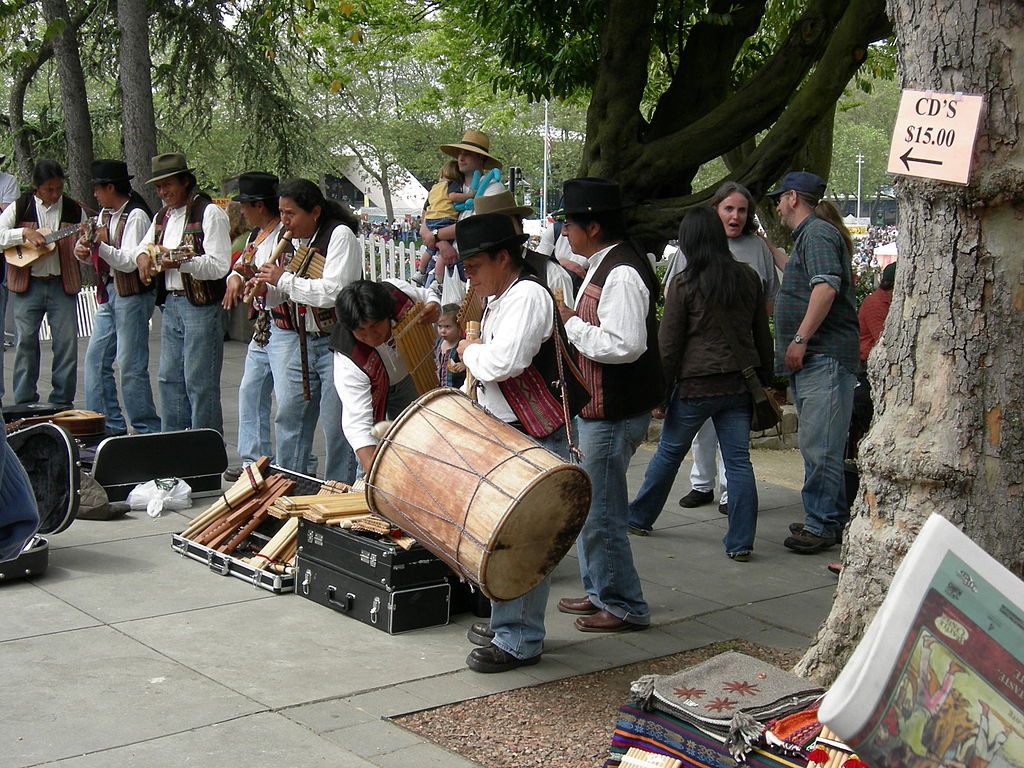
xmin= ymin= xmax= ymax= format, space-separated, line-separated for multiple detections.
xmin=659 ymin=264 xmax=773 ymax=399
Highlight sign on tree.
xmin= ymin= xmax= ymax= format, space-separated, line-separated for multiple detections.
xmin=887 ymin=89 xmax=985 ymax=185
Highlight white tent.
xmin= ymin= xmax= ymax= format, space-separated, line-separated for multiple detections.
xmin=873 ymin=241 xmax=898 ymax=267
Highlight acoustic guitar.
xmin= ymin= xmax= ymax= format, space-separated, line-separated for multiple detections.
xmin=3 ymin=224 xmax=81 ymax=268
xmin=6 ymin=409 xmax=106 ymax=438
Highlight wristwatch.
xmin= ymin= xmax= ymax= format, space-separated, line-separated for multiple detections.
xmin=793 ymin=334 xmax=806 ymax=345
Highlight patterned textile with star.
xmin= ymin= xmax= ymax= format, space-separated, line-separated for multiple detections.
xmin=629 ymin=652 xmax=825 ymax=761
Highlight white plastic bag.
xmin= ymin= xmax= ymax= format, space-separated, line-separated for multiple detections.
xmin=440 ymin=265 xmax=467 ymax=305
xmin=127 ymin=477 xmax=193 ymax=518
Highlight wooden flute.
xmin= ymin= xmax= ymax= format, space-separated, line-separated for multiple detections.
xmin=243 ymin=230 xmax=292 ymax=304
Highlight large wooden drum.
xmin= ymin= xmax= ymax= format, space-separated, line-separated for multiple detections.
xmin=366 ymin=389 xmax=591 ymax=601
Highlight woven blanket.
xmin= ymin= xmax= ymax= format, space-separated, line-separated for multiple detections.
xmin=605 ymin=706 xmax=809 ymax=768
xmin=629 ymin=652 xmax=824 ymax=761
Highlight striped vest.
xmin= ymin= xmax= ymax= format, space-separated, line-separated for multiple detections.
xmin=8 ymin=192 xmax=83 ymax=295
xmin=153 ymin=194 xmax=225 ymax=307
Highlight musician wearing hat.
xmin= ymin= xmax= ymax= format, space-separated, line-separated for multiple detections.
xmin=73 ymin=159 xmax=160 ymax=435
xmin=0 ymin=159 xmax=86 ymax=410
xmin=472 ymin=191 xmax=574 ymax=301
xmin=135 ymin=152 xmax=231 ymax=433
xmin=553 ymin=177 xmax=662 ymax=634
xmin=452 ymin=212 xmax=588 ymax=672
xmin=419 ymin=130 xmax=506 ymax=273
xmin=767 ymin=170 xmax=858 ymax=555
xmin=221 ymin=172 xmax=283 ymax=479
xmin=330 ymin=279 xmax=441 ymax=474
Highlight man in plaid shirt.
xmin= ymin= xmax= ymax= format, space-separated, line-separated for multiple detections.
xmin=768 ymin=172 xmax=859 ymax=554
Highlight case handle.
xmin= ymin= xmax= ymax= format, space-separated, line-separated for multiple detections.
xmin=327 ymin=586 xmax=354 ymax=613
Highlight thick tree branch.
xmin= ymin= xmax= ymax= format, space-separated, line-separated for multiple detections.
xmin=646 ymin=0 xmax=767 ymax=141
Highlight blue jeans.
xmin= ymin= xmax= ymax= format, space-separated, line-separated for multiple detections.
xmin=85 ymin=290 xmax=160 ymax=434
xmin=628 ymin=392 xmax=757 ymax=555
xmin=11 ymin=279 xmax=78 ymax=407
xmin=788 ymin=355 xmax=856 ymax=538
xmin=157 ymin=296 xmax=224 ymax=433
xmin=575 ymin=413 xmax=651 ymax=625
xmin=0 ymin=430 xmax=38 ymax=561
xmin=0 ymin=283 xmax=8 ymax=403
xmin=489 ymin=428 xmax=570 ymax=660
xmin=266 ymin=328 xmax=357 ymax=482
xmin=236 ymin=337 xmax=274 ymax=465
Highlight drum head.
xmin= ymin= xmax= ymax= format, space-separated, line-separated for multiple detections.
xmin=481 ymin=463 xmax=591 ymax=601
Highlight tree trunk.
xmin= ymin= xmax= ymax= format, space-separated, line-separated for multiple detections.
xmin=8 ymin=50 xmax=50 ymax=183
xmin=796 ymin=0 xmax=1024 ymax=684
xmin=117 ymin=0 xmax=159 ymax=210
xmin=41 ymin=0 xmax=94 ymax=207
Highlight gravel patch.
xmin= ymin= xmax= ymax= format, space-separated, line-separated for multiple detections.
xmin=394 ymin=639 xmax=801 ymax=768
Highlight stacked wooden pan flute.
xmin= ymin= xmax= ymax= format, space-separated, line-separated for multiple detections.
xmin=180 ymin=457 xmax=405 ymax=573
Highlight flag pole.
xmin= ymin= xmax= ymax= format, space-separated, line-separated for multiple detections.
xmin=542 ymin=99 xmax=550 ymax=221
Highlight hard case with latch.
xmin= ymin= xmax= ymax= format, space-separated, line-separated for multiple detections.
xmin=296 ymin=518 xmax=450 ymax=590
xmin=295 ymin=552 xmax=450 ymax=634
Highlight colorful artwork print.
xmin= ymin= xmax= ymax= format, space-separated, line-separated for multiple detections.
xmin=852 ymin=554 xmax=1024 ymax=768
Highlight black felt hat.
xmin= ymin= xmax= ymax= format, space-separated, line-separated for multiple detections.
xmin=553 ymin=177 xmax=625 ymax=217
xmin=89 ymin=159 xmax=133 ymax=185
xmin=232 ymin=172 xmax=279 ymax=202
xmin=454 ymin=213 xmax=528 ymax=263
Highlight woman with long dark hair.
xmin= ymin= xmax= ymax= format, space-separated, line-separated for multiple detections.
xmin=628 ymin=207 xmax=773 ymax=560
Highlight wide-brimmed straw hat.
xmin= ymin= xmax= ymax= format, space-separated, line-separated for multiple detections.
xmin=440 ymin=130 xmax=502 ymax=171
xmin=147 ymin=152 xmax=194 ymax=184
xmin=473 ymin=190 xmax=533 ymax=219
xmin=454 ymin=213 xmax=528 ymax=263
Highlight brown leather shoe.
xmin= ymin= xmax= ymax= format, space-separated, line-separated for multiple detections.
xmin=575 ymin=610 xmax=647 ymax=633
xmin=557 ymin=596 xmax=599 ymax=615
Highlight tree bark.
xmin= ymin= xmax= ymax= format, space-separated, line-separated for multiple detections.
xmin=118 ymin=0 xmax=159 ymax=210
xmin=796 ymin=0 xmax=1024 ymax=684
xmin=8 ymin=47 xmax=52 ymax=183
xmin=41 ymin=0 xmax=95 ymax=207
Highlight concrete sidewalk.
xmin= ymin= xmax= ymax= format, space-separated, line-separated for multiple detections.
xmin=2 ymin=332 xmax=839 ymax=768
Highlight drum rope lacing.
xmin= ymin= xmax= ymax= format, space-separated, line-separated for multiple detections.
xmin=365 ymin=397 xmax=558 ymax=586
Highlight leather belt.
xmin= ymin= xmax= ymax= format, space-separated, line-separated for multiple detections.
xmin=33 ymin=275 xmax=60 ymax=281
xmin=168 ymin=289 xmax=188 ymax=297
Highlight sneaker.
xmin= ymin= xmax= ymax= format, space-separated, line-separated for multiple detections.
xmin=467 ymin=621 xmax=494 ymax=646
xmin=678 ymin=489 xmax=714 ymax=508
xmin=784 ymin=528 xmax=837 ymax=554
xmin=727 ymin=551 xmax=751 ymax=562
xmin=466 ymin=644 xmax=541 ymax=673
xmin=789 ymin=522 xmax=843 ymax=545
xmin=627 ymin=525 xmax=650 ymax=537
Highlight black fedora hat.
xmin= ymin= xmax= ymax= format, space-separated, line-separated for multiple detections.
xmin=233 ymin=172 xmax=279 ymax=202
xmin=554 ymin=177 xmax=624 ymax=217
xmin=89 ymin=159 xmax=133 ymax=185
xmin=454 ymin=213 xmax=528 ymax=263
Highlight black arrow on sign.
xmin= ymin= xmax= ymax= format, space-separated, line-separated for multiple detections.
xmin=900 ymin=148 xmax=944 ymax=171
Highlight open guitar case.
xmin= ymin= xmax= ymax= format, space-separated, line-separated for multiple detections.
xmin=0 ymin=422 xmax=80 ymax=582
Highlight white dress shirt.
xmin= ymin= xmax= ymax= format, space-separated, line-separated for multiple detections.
xmin=462 ymin=278 xmax=554 ymax=424
xmin=136 ymin=200 xmax=231 ymax=290
xmin=0 ymin=195 xmax=85 ymax=277
xmin=95 ymin=202 xmax=152 ymax=272
xmin=227 ymin=222 xmax=283 ymax=289
xmin=564 ymin=244 xmax=649 ymax=364
xmin=333 ymin=279 xmax=439 ymax=452
xmin=265 ymin=223 xmax=362 ymax=331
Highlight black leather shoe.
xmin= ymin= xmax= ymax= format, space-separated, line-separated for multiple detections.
xmin=223 ymin=466 xmax=243 ymax=482
xmin=789 ymin=522 xmax=843 ymax=545
xmin=467 ymin=622 xmax=494 ymax=646
xmin=718 ymin=502 xmax=728 ymax=515
xmin=678 ymin=489 xmax=714 ymax=508
xmin=466 ymin=644 xmax=540 ymax=673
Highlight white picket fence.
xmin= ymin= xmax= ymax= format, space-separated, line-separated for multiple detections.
xmin=35 ymin=236 xmax=422 ymax=342
xmin=361 ymin=234 xmax=421 ymax=282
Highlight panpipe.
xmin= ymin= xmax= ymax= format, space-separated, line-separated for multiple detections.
xmin=391 ymin=302 xmax=438 ymax=396
xmin=286 ymin=242 xmax=325 ymax=278
xmin=617 ymin=748 xmax=682 ymax=768
xmin=457 ymin=282 xmax=483 ymax=328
